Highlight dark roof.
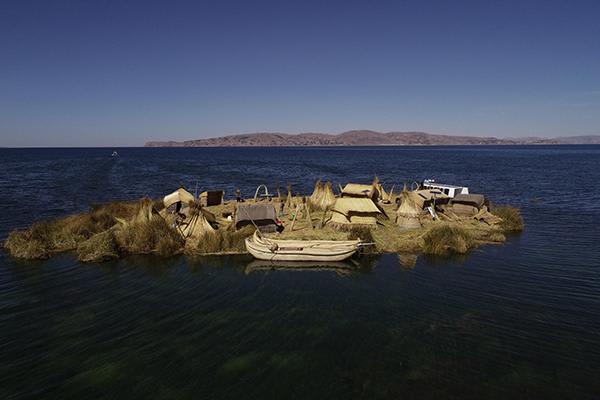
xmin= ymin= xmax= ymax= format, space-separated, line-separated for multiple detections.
xmin=235 ymin=204 xmax=277 ymax=230
xmin=452 ymin=194 xmax=485 ymax=208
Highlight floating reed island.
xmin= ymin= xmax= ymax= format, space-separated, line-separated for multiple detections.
xmin=4 ymin=178 xmax=523 ymax=263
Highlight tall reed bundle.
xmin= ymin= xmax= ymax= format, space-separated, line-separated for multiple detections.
xmin=181 ymin=207 xmax=214 ymax=241
xmin=319 ymin=182 xmax=337 ymax=210
xmin=372 ymin=176 xmax=381 ymax=200
xmin=309 ymin=180 xmax=324 ymax=208
xmin=309 ymin=180 xmax=337 ymax=211
xmin=396 ymin=186 xmax=422 ymax=229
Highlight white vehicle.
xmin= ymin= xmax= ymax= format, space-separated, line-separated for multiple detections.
xmin=421 ymin=179 xmax=469 ymax=198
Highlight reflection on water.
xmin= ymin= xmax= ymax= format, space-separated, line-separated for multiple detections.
xmin=397 ymin=253 xmax=418 ymax=269
xmin=244 ymin=257 xmax=377 ymax=276
xmin=1 ymin=146 xmax=600 ymax=399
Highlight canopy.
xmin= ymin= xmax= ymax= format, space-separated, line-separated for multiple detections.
xmin=163 ymin=188 xmax=195 ymax=209
xmin=235 ymin=204 xmax=277 ymax=232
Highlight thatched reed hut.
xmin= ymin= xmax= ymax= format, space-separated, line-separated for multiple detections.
xmin=329 ymin=197 xmax=381 ymax=230
xmin=180 ymin=208 xmax=214 ymax=240
xmin=396 ymin=189 xmax=423 ymax=229
xmin=341 ymin=183 xmax=377 ymax=199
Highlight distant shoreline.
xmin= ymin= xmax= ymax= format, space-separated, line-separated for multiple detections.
xmin=144 ymin=130 xmax=600 ymax=147
xmin=2 ymin=143 xmax=600 ymax=149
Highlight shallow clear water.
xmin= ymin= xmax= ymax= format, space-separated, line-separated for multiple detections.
xmin=0 ymin=146 xmax=599 ymax=399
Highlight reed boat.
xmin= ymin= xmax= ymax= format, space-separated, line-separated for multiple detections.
xmin=245 ymin=231 xmax=362 ymax=262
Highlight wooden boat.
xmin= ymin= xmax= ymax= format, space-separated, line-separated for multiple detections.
xmin=245 ymin=231 xmax=361 ymax=262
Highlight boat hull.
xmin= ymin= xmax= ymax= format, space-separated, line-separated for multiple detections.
xmin=245 ymin=232 xmax=360 ymax=262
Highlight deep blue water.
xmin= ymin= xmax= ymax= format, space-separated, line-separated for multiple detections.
xmin=0 ymin=146 xmax=599 ymax=399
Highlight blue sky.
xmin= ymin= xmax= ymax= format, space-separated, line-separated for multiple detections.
xmin=1 ymin=0 xmax=599 ymax=146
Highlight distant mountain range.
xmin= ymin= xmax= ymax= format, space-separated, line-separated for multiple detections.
xmin=144 ymin=131 xmax=600 ymax=147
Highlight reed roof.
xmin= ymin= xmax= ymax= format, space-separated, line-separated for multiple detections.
xmin=332 ymin=197 xmax=380 ymax=215
xmin=341 ymin=183 xmax=375 ymax=198
xmin=452 ymin=194 xmax=485 ymax=208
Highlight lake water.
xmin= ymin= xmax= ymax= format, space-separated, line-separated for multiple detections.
xmin=1 ymin=146 xmax=599 ymax=399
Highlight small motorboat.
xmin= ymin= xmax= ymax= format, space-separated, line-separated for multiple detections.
xmin=421 ymin=179 xmax=468 ymax=198
xmin=245 ymin=231 xmax=363 ymax=262
xmin=111 ymin=151 xmax=119 ymax=157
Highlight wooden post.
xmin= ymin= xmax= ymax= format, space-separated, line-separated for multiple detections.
xmin=289 ymin=204 xmax=301 ymax=232
xmin=305 ymin=203 xmax=314 ymax=230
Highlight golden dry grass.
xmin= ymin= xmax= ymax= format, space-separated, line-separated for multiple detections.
xmin=4 ymin=200 xmax=137 ymax=259
xmin=76 ymin=231 xmax=119 ymax=262
xmin=5 ymin=195 xmax=521 ymax=262
xmin=421 ymin=223 xmax=476 ymax=255
xmin=4 ymin=199 xmax=185 ymax=260
xmin=190 ymin=225 xmax=255 ymax=255
xmin=347 ymin=227 xmax=377 ymax=253
xmin=114 ymin=217 xmax=184 ymax=256
xmin=490 ymin=204 xmax=524 ymax=232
